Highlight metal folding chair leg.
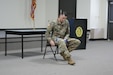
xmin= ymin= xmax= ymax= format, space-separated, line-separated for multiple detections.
xmin=50 ymin=46 xmax=57 ymax=61
xmin=43 ymin=45 xmax=47 ymax=59
xmin=43 ymin=45 xmax=58 ymax=61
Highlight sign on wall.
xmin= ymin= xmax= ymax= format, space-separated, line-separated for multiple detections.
xmin=69 ymin=18 xmax=87 ymax=49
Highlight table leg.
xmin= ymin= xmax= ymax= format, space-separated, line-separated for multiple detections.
xmin=41 ymin=34 xmax=43 ymax=52
xmin=21 ymin=35 xmax=24 ymax=59
xmin=5 ymin=32 xmax=7 ymax=56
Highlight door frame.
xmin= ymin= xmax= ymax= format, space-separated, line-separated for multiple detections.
xmin=107 ymin=0 xmax=113 ymax=40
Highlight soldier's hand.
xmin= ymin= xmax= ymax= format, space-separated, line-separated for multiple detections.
xmin=50 ymin=40 xmax=55 ymax=46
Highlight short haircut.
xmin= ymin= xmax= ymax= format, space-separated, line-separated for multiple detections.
xmin=63 ymin=12 xmax=67 ymax=16
xmin=58 ymin=12 xmax=67 ymax=18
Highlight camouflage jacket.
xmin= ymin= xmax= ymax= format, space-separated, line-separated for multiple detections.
xmin=45 ymin=19 xmax=70 ymax=42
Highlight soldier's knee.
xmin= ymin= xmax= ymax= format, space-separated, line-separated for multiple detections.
xmin=70 ymin=39 xmax=80 ymax=43
xmin=76 ymin=39 xmax=81 ymax=45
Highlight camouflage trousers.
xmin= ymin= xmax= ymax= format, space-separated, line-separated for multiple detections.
xmin=54 ymin=38 xmax=81 ymax=58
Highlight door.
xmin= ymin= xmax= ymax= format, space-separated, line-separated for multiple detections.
xmin=108 ymin=1 xmax=113 ymax=40
xmin=59 ymin=0 xmax=76 ymax=19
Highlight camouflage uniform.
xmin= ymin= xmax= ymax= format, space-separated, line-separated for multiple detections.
xmin=45 ymin=19 xmax=81 ymax=58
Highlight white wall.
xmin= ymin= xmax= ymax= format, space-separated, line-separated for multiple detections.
xmin=99 ymin=0 xmax=108 ymax=38
xmin=0 ymin=0 xmax=58 ymax=29
xmin=77 ymin=0 xmax=91 ymax=29
xmin=77 ymin=0 xmax=108 ymax=38
xmin=90 ymin=0 xmax=100 ymax=28
xmin=0 ymin=0 xmax=108 ymax=38
xmin=0 ymin=0 xmax=26 ymax=28
xmin=90 ymin=0 xmax=108 ymax=38
xmin=45 ymin=0 xmax=58 ymax=27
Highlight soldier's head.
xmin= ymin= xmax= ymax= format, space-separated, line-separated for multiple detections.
xmin=58 ymin=12 xmax=67 ymax=23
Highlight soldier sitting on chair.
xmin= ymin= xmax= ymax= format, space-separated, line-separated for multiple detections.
xmin=45 ymin=13 xmax=81 ymax=65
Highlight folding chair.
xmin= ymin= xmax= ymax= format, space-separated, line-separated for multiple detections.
xmin=43 ymin=41 xmax=59 ymax=61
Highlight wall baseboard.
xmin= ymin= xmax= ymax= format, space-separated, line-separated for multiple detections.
xmin=89 ymin=38 xmax=107 ymax=41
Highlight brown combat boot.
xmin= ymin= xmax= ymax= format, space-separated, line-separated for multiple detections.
xmin=60 ymin=52 xmax=67 ymax=61
xmin=67 ymin=57 xmax=75 ymax=65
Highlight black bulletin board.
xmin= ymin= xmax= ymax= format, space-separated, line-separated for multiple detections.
xmin=69 ymin=18 xmax=87 ymax=49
